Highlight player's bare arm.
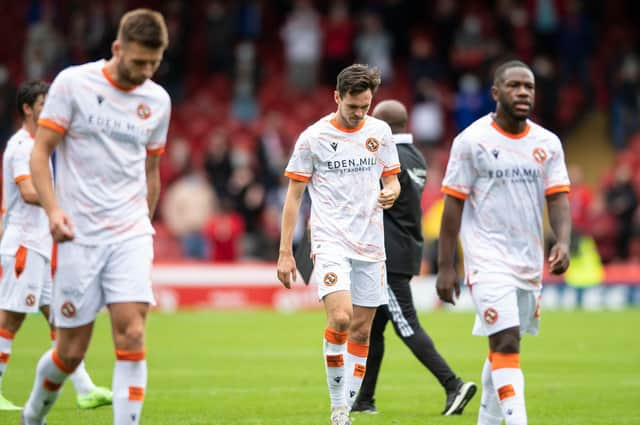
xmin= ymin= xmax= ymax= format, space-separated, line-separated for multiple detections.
xmin=277 ymin=179 xmax=307 ymax=288
xmin=547 ymin=192 xmax=571 ymax=274
xmin=436 ymin=195 xmax=465 ymax=304
xmin=146 ymin=154 xmax=162 ymax=219
xmin=16 ymin=177 xmax=41 ymax=205
xmin=379 ymin=174 xmax=400 ymax=209
xmin=30 ymin=126 xmax=74 ymax=241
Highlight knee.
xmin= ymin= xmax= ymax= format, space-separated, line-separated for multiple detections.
xmin=349 ymin=324 xmax=371 ymax=344
xmin=114 ymin=324 xmax=145 ymax=351
xmin=328 ymin=310 xmax=352 ymax=332
xmin=55 ymin=344 xmax=86 ymax=371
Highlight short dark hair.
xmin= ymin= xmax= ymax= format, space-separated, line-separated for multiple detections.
xmin=336 ymin=64 xmax=382 ymax=98
xmin=117 ymin=8 xmax=169 ymax=49
xmin=493 ymin=60 xmax=533 ymax=85
xmin=16 ymin=80 xmax=49 ymax=118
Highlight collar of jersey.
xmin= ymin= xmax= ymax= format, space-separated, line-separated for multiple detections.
xmin=393 ymin=133 xmax=413 ymax=144
xmin=102 ymin=67 xmax=138 ymax=92
xmin=330 ymin=115 xmax=366 ymax=133
xmin=490 ymin=115 xmax=530 ymax=139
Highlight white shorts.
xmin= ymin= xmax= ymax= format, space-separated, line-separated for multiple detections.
xmin=0 ymin=247 xmax=52 ymax=313
xmin=312 ymin=254 xmax=388 ymax=307
xmin=470 ymin=281 xmax=541 ymax=337
xmin=52 ymin=235 xmax=155 ymax=328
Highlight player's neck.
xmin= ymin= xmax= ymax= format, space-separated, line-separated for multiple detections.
xmin=492 ymin=113 xmax=527 ymax=135
xmin=103 ymin=59 xmax=136 ymax=91
xmin=23 ymin=120 xmax=36 ymax=138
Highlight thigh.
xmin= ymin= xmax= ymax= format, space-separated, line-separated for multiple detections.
xmin=313 ymin=254 xmax=352 ymax=302
xmin=0 ymin=248 xmax=48 ymax=314
xmin=470 ymin=282 xmax=520 ymax=337
xmin=52 ymin=241 xmax=104 ymax=328
xmin=102 ymin=236 xmax=155 ymax=306
xmin=350 ymin=260 xmax=388 ymax=308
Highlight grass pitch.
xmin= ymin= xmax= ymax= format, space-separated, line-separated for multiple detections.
xmin=1 ymin=309 xmax=638 ymax=424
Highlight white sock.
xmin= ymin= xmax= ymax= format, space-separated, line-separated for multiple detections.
xmin=323 ymin=327 xmax=348 ymax=408
xmin=344 ymin=339 xmax=368 ymax=408
xmin=113 ymin=349 xmax=147 ymax=425
xmin=0 ymin=329 xmax=14 ymax=392
xmin=491 ymin=353 xmax=527 ymax=425
xmin=50 ymin=333 xmax=95 ymax=395
xmin=478 ymin=354 xmax=503 ymax=425
xmin=23 ymin=348 xmax=74 ymax=421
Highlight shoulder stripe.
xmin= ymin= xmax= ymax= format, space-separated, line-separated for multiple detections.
xmin=284 ymin=171 xmax=311 ymax=182
xmin=441 ymin=186 xmax=468 ymax=200
xmin=146 ymin=147 xmax=165 ymax=156
xmin=381 ymin=166 xmax=401 ymax=177
xmin=545 ymin=185 xmax=570 ymax=195
xmin=38 ymin=118 xmax=66 ymax=135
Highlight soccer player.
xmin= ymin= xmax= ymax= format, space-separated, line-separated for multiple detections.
xmin=436 ymin=60 xmax=571 ymax=425
xmin=0 ymin=80 xmax=112 ymax=411
xmin=277 ymin=64 xmax=401 ymax=425
xmin=21 ymin=9 xmax=171 ymax=425
xmin=351 ymin=99 xmax=477 ymax=416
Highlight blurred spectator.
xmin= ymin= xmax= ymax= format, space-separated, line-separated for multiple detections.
xmin=204 ymin=128 xmax=233 ymax=199
xmin=557 ymin=0 xmax=593 ymax=87
xmin=0 ymin=66 xmax=16 ymax=150
xmin=408 ymin=35 xmax=444 ymax=88
xmin=280 ymin=0 xmax=322 ymax=92
xmin=162 ymin=165 xmax=217 ymax=259
xmin=589 ymin=192 xmax=618 ymax=263
xmin=24 ymin=6 xmax=65 ymax=79
xmin=203 ymin=199 xmax=245 ymax=262
xmin=454 ymin=73 xmax=485 ymax=131
xmin=606 ymin=164 xmax=638 ymax=260
xmin=322 ymin=0 xmax=354 ymax=85
xmin=532 ymin=55 xmax=559 ymax=131
xmin=160 ymin=136 xmax=191 ymax=186
xmin=530 ymin=0 xmax=560 ymax=56
xmin=410 ymin=78 xmax=445 ymax=147
xmin=354 ymin=11 xmax=393 ymax=82
xmin=205 ymin=0 xmax=233 ymax=74
xmin=231 ymin=41 xmax=259 ymax=122
xmin=155 ymin=0 xmax=189 ymax=101
xmin=450 ymin=13 xmax=486 ymax=73
xmin=610 ymin=50 xmax=640 ymax=150
xmin=567 ymin=164 xmax=594 ymax=234
xmin=232 ymin=0 xmax=261 ymax=41
xmin=256 ymin=111 xmax=289 ymax=192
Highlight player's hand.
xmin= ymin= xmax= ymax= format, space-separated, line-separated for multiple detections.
xmin=277 ymin=251 xmax=297 ymax=289
xmin=548 ymin=242 xmax=570 ymax=275
xmin=436 ymin=266 xmax=460 ymax=305
xmin=49 ymin=207 xmax=74 ymax=242
xmin=377 ymin=187 xmax=398 ymax=209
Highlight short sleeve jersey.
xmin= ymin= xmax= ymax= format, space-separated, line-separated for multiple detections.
xmin=285 ymin=114 xmax=400 ymax=262
xmin=38 ymin=60 xmax=171 ymax=245
xmin=441 ymin=114 xmax=570 ymax=288
xmin=1 ymin=128 xmax=53 ymax=258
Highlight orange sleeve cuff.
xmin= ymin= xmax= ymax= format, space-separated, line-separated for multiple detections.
xmin=38 ymin=118 xmax=66 ymax=135
xmin=284 ymin=171 xmax=311 ymax=182
xmin=545 ymin=185 xmax=570 ymax=196
xmin=146 ymin=147 xmax=165 ymax=156
xmin=14 ymin=175 xmax=31 ymax=183
xmin=441 ymin=186 xmax=468 ymax=200
xmin=381 ymin=166 xmax=401 ymax=177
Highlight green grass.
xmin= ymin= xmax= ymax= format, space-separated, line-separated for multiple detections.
xmin=1 ymin=309 xmax=639 ymax=424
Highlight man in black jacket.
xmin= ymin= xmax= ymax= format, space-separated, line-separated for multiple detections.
xmin=351 ymin=100 xmax=476 ymax=416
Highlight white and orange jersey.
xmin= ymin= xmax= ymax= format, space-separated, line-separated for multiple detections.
xmin=1 ymin=128 xmax=53 ymax=259
xmin=38 ymin=59 xmax=171 ymax=245
xmin=441 ymin=114 xmax=570 ymax=288
xmin=285 ymin=113 xmax=400 ymax=262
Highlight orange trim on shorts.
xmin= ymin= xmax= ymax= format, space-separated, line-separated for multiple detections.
xmin=545 ymin=185 xmax=570 ymax=196
xmin=353 ymin=363 xmax=366 ymax=378
xmin=324 ymin=328 xmax=348 ymax=345
xmin=284 ymin=171 xmax=311 ymax=182
xmin=326 ymin=354 xmax=344 ymax=367
xmin=488 ymin=349 xmax=494 ymax=362
xmin=128 ymin=386 xmax=145 ymax=401
xmin=51 ymin=242 xmax=58 ymax=279
xmin=38 ymin=118 xmax=66 ymax=135
xmin=14 ymin=174 xmax=31 ymax=183
xmin=52 ymin=348 xmax=75 ymax=374
xmin=116 ymin=349 xmax=146 ymax=361
xmin=0 ymin=328 xmax=15 ymax=340
xmin=491 ymin=352 xmax=520 ymax=370
xmin=14 ymin=245 xmax=27 ymax=279
xmin=50 ymin=330 xmax=57 ymax=341
xmin=146 ymin=146 xmax=165 ymax=156
xmin=102 ymin=67 xmax=137 ymax=92
xmin=497 ymin=384 xmax=516 ymax=400
xmin=441 ymin=186 xmax=468 ymax=200
xmin=347 ymin=340 xmax=369 ymax=358
xmin=43 ymin=378 xmax=63 ymax=392
xmin=0 ymin=352 xmax=10 ymax=363
xmin=381 ymin=166 xmax=401 ymax=177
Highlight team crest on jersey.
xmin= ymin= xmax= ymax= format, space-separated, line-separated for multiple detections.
xmin=532 ymin=147 xmax=547 ymax=163
xmin=136 ymin=103 xmax=151 ymax=120
xmin=25 ymin=294 xmax=36 ymax=307
xmin=61 ymin=301 xmax=76 ymax=318
xmin=323 ymin=272 xmax=338 ymax=286
xmin=483 ymin=307 xmax=498 ymax=325
xmin=365 ymin=137 xmax=380 ymax=153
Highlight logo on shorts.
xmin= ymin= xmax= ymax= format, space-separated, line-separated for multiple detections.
xmin=136 ymin=103 xmax=151 ymax=120
xmin=61 ymin=301 xmax=76 ymax=318
xmin=25 ymin=294 xmax=36 ymax=307
xmin=365 ymin=137 xmax=380 ymax=153
xmin=532 ymin=147 xmax=547 ymax=163
xmin=323 ymin=272 xmax=338 ymax=286
xmin=484 ymin=307 xmax=498 ymax=325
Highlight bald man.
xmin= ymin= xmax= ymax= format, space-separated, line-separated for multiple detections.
xmin=351 ymin=100 xmax=476 ymax=416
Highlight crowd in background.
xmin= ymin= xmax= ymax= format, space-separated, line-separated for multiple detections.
xmin=0 ymin=0 xmax=639 ymax=267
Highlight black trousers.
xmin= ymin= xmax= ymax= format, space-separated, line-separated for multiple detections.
xmin=357 ymin=272 xmax=459 ymax=402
